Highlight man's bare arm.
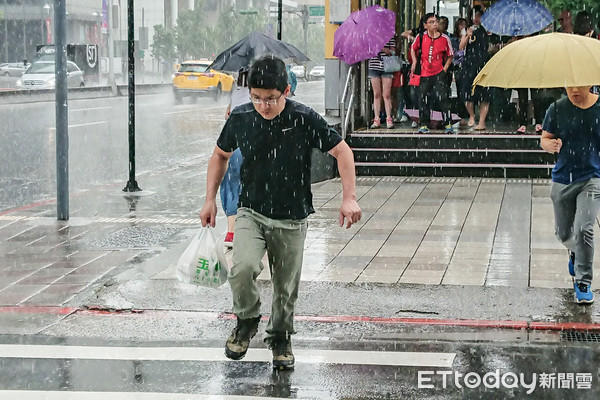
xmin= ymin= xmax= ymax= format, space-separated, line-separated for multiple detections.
xmin=329 ymin=141 xmax=362 ymax=228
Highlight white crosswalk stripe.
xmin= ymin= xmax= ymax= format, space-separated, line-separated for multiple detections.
xmin=0 ymin=344 xmax=455 ymax=368
xmin=0 ymin=392 xmax=290 ymax=400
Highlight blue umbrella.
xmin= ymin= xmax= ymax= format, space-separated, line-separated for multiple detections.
xmin=481 ymin=0 xmax=553 ymax=37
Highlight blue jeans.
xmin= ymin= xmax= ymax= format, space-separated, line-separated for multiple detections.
xmin=220 ymin=148 xmax=242 ymax=217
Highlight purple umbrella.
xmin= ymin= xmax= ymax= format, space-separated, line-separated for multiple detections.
xmin=333 ymin=6 xmax=396 ymax=65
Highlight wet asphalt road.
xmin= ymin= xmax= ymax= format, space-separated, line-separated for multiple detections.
xmin=0 ymin=328 xmax=599 ymax=399
xmin=0 ymin=80 xmax=325 ymax=211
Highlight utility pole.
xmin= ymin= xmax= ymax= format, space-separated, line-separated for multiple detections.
xmin=277 ymin=0 xmax=282 ymax=40
xmin=54 ymin=0 xmax=68 ymax=220
xmin=301 ymin=5 xmax=308 ymax=56
xmin=107 ymin=0 xmax=116 ymax=93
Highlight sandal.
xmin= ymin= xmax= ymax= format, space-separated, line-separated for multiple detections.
xmin=517 ymin=125 xmax=526 ymax=133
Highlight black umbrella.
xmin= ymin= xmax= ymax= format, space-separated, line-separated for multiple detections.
xmin=208 ymin=31 xmax=310 ymax=72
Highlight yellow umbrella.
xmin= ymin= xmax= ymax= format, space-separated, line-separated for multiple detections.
xmin=473 ymin=33 xmax=600 ymax=90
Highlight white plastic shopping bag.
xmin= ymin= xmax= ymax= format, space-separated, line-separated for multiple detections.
xmin=176 ymin=227 xmax=228 ymax=287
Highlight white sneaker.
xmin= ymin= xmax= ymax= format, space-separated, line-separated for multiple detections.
xmin=411 ymin=121 xmax=418 ymax=128
xmin=400 ymin=115 xmax=409 ymax=123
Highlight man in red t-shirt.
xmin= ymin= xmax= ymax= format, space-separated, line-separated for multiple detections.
xmin=410 ymin=12 xmax=454 ymax=133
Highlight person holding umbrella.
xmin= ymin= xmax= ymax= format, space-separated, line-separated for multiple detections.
xmin=540 ymin=85 xmax=600 ymax=304
xmin=200 ymin=56 xmax=362 ymax=369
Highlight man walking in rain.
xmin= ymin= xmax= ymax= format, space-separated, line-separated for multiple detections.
xmin=199 ymin=55 xmax=362 ymax=369
xmin=541 ymin=85 xmax=600 ymax=304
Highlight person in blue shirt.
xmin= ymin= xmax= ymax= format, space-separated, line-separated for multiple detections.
xmin=541 ymin=85 xmax=600 ymax=304
xmin=286 ymin=64 xmax=297 ymax=96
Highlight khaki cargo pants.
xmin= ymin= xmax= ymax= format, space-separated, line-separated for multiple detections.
xmin=230 ymin=207 xmax=307 ymax=339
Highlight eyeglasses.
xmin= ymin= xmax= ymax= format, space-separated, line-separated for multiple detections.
xmin=558 ymin=18 xmax=565 ymax=22
xmin=249 ymin=93 xmax=283 ymax=106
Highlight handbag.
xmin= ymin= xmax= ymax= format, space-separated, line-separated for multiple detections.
xmin=409 ymin=73 xmax=421 ymax=86
xmin=176 ymin=227 xmax=228 ymax=287
xmin=382 ymin=55 xmax=402 ymax=73
xmin=409 ymin=33 xmax=424 ymax=86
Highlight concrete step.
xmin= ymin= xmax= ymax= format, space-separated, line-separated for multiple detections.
xmin=347 ymin=129 xmax=553 ymax=178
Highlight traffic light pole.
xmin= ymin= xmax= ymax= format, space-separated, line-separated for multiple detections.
xmin=277 ymin=0 xmax=282 ymax=40
xmin=123 ymin=0 xmax=141 ymax=193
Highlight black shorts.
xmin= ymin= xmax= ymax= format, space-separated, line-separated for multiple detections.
xmin=458 ymin=71 xmax=490 ymax=103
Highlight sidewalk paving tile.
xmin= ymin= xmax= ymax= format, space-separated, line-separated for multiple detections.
xmin=2 ymin=176 xmax=600 ymax=307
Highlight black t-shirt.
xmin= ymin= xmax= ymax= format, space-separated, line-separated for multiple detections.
xmin=461 ymin=26 xmax=489 ymax=77
xmin=217 ymin=99 xmax=342 ymax=220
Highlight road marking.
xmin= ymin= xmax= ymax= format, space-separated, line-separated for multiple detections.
xmin=164 ymin=105 xmax=226 ymax=115
xmin=0 ymin=344 xmax=455 ymax=367
xmin=48 ymin=121 xmax=108 ymax=129
xmin=70 ymin=106 xmax=113 ymax=112
xmin=0 ymin=392 xmax=288 ymax=400
xmin=0 ymin=215 xmax=200 ymax=225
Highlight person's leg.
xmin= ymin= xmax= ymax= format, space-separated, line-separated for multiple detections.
xmin=458 ymin=71 xmax=476 ymax=126
xmin=227 ymin=215 xmax=236 ymax=233
xmin=225 ymin=207 xmax=268 ymax=360
xmin=229 ymin=208 xmax=268 ymax=319
xmin=517 ymin=88 xmax=528 ymax=131
xmin=572 ymin=178 xmax=600 ymax=286
xmin=382 ymin=76 xmax=394 ymax=127
xmin=550 ymin=181 xmax=578 ymax=253
xmin=454 ymin=73 xmax=469 ymax=124
xmin=264 ymin=217 xmax=308 ymax=339
xmin=533 ymin=89 xmax=557 ymax=132
xmin=411 ymin=85 xmax=420 ymax=110
xmin=263 ymin=217 xmax=308 ymax=370
xmin=433 ymin=72 xmax=452 ymax=126
xmin=419 ymin=76 xmax=434 ymax=128
xmin=370 ymin=76 xmax=382 ymax=127
xmin=465 ymin=101 xmax=475 ymax=126
xmin=476 ymin=101 xmax=489 ymax=130
xmin=531 ymin=89 xmax=545 ymax=126
xmin=396 ymin=86 xmax=407 ymax=121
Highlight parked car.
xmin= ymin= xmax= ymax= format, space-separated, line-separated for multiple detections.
xmin=0 ymin=62 xmax=28 ymax=77
xmin=16 ymin=61 xmax=84 ymax=89
xmin=290 ymin=65 xmax=306 ymax=80
xmin=172 ymin=60 xmax=234 ymax=103
xmin=309 ymin=65 xmax=325 ymax=80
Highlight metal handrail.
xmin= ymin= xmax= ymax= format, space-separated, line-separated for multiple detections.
xmin=339 ymin=66 xmax=356 ymax=139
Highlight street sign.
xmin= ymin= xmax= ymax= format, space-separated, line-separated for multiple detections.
xmin=309 ymin=6 xmax=325 ymax=16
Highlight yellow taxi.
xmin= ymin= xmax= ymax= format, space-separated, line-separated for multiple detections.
xmin=172 ymin=60 xmax=234 ymax=103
